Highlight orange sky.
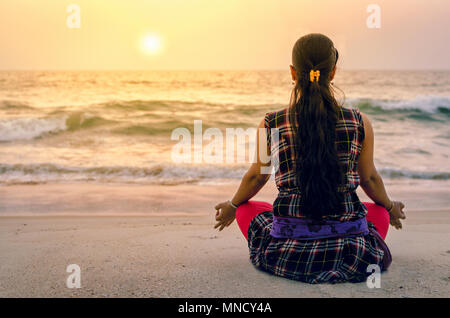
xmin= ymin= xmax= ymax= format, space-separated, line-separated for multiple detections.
xmin=1 ymin=0 xmax=449 ymax=70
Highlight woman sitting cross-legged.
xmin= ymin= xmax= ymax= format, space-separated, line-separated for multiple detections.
xmin=214 ymin=33 xmax=406 ymax=284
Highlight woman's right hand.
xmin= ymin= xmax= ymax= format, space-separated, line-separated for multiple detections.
xmin=388 ymin=201 xmax=406 ymax=229
xmin=214 ymin=201 xmax=237 ymax=231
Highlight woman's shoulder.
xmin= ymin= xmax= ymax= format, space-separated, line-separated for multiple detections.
xmin=339 ymin=105 xmax=366 ymax=142
xmin=339 ymin=105 xmax=364 ymax=125
xmin=264 ymin=107 xmax=289 ymax=128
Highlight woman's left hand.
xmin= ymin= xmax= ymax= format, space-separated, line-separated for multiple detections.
xmin=214 ymin=201 xmax=237 ymax=231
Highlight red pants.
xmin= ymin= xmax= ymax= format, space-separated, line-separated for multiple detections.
xmin=236 ymin=201 xmax=389 ymax=240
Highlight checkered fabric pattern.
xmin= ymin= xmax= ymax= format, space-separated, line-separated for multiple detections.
xmin=248 ymin=106 xmax=387 ymax=284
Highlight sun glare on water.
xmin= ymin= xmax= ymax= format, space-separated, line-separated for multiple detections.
xmin=140 ymin=33 xmax=163 ymax=55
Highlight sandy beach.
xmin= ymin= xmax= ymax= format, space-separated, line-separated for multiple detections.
xmin=0 ymin=182 xmax=449 ymax=298
xmin=1 ymin=0 xmax=449 ymax=301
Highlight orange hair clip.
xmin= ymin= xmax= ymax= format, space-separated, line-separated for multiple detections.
xmin=309 ymin=70 xmax=320 ymax=82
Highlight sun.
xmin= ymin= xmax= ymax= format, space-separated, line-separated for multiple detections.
xmin=140 ymin=34 xmax=163 ymax=55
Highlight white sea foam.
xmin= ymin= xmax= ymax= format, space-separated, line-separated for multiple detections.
xmin=0 ymin=117 xmax=67 ymax=142
xmin=0 ymin=162 xmax=447 ymax=185
xmin=347 ymin=95 xmax=450 ymax=113
xmin=0 ymin=163 xmax=249 ymax=185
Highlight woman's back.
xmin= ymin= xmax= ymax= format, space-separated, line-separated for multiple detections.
xmin=244 ymin=106 xmax=388 ymax=284
xmin=265 ymin=105 xmax=367 ymax=221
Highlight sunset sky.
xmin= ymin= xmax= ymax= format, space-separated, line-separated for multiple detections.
xmin=1 ymin=0 xmax=449 ymax=70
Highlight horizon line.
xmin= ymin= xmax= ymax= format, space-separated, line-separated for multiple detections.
xmin=1 ymin=68 xmax=449 ymax=72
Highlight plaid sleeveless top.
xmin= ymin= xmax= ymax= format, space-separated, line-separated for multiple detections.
xmin=248 ymin=106 xmax=387 ymax=284
xmin=266 ymin=105 xmax=368 ymax=221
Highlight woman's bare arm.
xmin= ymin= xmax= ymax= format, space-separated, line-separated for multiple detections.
xmin=214 ymin=119 xmax=271 ymax=231
xmin=357 ymin=112 xmax=392 ymax=208
xmin=357 ymin=112 xmax=406 ymax=229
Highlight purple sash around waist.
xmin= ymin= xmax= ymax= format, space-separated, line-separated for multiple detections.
xmin=269 ymin=215 xmax=392 ymax=271
xmin=270 ymin=216 xmax=369 ymax=240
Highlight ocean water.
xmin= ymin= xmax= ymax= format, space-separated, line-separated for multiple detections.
xmin=0 ymin=70 xmax=449 ymax=187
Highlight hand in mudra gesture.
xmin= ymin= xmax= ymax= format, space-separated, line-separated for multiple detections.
xmin=388 ymin=201 xmax=406 ymax=230
xmin=214 ymin=201 xmax=237 ymax=231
